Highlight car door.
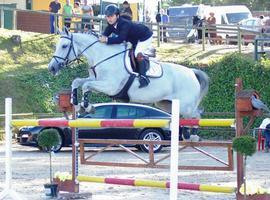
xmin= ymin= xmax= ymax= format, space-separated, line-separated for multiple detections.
xmin=78 ymin=105 xmax=113 ymax=139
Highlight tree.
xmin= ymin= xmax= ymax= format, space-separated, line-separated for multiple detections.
xmin=232 ymin=135 xmax=256 ymax=199
xmin=38 ymin=129 xmax=60 ymax=183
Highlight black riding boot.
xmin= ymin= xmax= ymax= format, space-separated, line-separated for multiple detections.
xmin=137 ymin=53 xmax=150 ymax=88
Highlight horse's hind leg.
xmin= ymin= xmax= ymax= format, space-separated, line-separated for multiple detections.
xmin=155 ymin=100 xmax=172 ymax=114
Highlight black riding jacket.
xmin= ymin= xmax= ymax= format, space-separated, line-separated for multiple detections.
xmin=103 ymin=17 xmax=153 ymax=48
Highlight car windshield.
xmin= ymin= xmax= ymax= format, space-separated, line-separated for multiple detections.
xmin=169 ymin=15 xmax=193 ymax=26
xmin=169 ymin=7 xmax=198 ymax=17
xmin=226 ymin=12 xmax=250 ymax=24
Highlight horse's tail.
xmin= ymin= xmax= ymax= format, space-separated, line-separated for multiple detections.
xmin=192 ymin=69 xmax=209 ymax=103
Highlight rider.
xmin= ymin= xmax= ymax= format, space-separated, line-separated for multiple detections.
xmin=99 ymin=4 xmax=153 ymax=88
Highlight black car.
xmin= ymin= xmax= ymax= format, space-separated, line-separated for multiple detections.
xmin=17 ymin=102 xmax=191 ymax=153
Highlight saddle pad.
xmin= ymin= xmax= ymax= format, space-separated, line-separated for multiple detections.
xmin=146 ymin=59 xmax=162 ymax=78
xmin=124 ymin=52 xmax=162 ymax=78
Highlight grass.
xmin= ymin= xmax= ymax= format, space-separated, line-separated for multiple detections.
xmin=0 ymin=29 xmax=255 ymax=114
xmin=156 ymin=42 xmax=254 ymax=66
xmin=0 ymin=29 xmax=58 ymax=113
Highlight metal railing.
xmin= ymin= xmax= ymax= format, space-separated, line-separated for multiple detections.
xmin=254 ymin=37 xmax=270 ymax=60
xmin=1 ymin=6 xmax=270 ymax=55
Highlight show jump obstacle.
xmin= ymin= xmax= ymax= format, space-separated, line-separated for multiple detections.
xmin=11 ymin=118 xmax=235 ymax=128
xmin=2 ymin=78 xmax=270 ymax=200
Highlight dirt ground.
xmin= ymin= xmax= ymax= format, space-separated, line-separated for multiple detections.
xmin=0 ymin=141 xmax=270 ymax=200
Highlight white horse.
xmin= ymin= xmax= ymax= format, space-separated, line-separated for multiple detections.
xmin=48 ymin=30 xmax=209 ymax=118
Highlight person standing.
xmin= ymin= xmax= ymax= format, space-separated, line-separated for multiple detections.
xmin=145 ymin=10 xmax=151 ymax=23
xmin=62 ymin=0 xmax=73 ymax=29
xmin=259 ymin=118 xmax=270 ymax=153
xmin=206 ymin=12 xmax=217 ymax=44
xmin=264 ymin=124 xmax=270 ymax=153
xmin=49 ymin=0 xmax=61 ymax=33
xmin=155 ymin=10 xmax=161 ymax=23
xmin=73 ymin=1 xmax=82 ymax=32
xmin=120 ymin=1 xmax=133 ymax=21
xmin=81 ymin=0 xmax=94 ymax=32
xmin=160 ymin=9 xmax=169 ymax=42
xmin=99 ymin=4 xmax=153 ymax=88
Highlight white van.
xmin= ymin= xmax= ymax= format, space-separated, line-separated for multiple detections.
xmin=209 ymin=5 xmax=252 ymax=25
xmin=206 ymin=5 xmax=252 ymax=40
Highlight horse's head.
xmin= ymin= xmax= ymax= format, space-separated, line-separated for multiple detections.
xmin=48 ymin=28 xmax=77 ymax=75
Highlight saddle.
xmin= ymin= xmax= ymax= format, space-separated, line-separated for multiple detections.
xmin=110 ymin=46 xmax=162 ymax=102
xmin=126 ymin=48 xmax=162 ymax=78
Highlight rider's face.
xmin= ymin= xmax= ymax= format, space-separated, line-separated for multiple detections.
xmin=106 ymin=14 xmax=118 ymax=25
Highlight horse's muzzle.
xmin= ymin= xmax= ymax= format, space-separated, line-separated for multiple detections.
xmin=48 ymin=65 xmax=57 ymax=76
xmin=48 ymin=62 xmax=65 ymax=75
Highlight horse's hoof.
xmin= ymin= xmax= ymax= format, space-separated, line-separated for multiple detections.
xmin=74 ymin=105 xmax=81 ymax=112
xmin=190 ymin=135 xmax=200 ymax=142
xmin=85 ymin=105 xmax=94 ymax=113
xmin=83 ymin=101 xmax=89 ymax=108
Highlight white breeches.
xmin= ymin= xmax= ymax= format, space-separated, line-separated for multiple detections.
xmin=135 ymin=36 xmax=153 ymax=57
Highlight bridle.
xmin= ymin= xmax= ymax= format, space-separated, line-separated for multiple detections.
xmin=52 ymin=33 xmax=99 ymax=70
xmin=52 ymin=32 xmax=131 ymax=77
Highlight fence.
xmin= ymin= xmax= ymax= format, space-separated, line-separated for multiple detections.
xmin=1 ymin=6 xmax=270 ymax=54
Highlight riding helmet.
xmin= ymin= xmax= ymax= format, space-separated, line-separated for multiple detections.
xmin=105 ymin=4 xmax=120 ymax=17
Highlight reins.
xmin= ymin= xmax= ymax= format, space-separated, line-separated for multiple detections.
xmin=53 ymin=32 xmax=131 ymax=78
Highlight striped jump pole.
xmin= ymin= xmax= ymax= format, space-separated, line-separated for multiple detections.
xmin=11 ymin=118 xmax=235 ymax=128
xmin=75 ymin=175 xmax=236 ymax=194
xmin=0 ymin=98 xmax=25 ymax=200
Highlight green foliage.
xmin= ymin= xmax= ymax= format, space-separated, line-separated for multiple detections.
xmin=37 ymin=129 xmax=60 ymax=151
xmin=1 ymin=30 xmax=270 ymax=134
xmin=232 ymin=135 xmax=256 ymax=157
xmin=203 ymin=53 xmax=270 ymax=113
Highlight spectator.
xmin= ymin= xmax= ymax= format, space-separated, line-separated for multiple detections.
xmin=264 ymin=124 xmax=270 ymax=153
xmin=160 ymin=9 xmax=169 ymax=42
xmin=206 ymin=12 xmax=217 ymax=44
xmin=62 ymin=0 xmax=73 ymax=29
xmin=49 ymin=0 xmax=61 ymax=34
xmin=73 ymin=1 xmax=82 ymax=32
xmin=120 ymin=1 xmax=133 ymax=21
xmin=145 ymin=10 xmax=151 ymax=23
xmin=192 ymin=15 xmax=200 ymax=42
xmin=81 ymin=0 xmax=94 ymax=32
xmin=259 ymin=15 xmax=265 ymax=33
xmin=155 ymin=11 xmax=161 ymax=23
xmin=259 ymin=118 xmax=270 ymax=153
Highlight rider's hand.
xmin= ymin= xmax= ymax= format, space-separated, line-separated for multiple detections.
xmin=99 ymin=36 xmax=108 ymax=43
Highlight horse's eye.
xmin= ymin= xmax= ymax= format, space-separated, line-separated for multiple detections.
xmin=62 ymin=44 xmax=68 ymax=48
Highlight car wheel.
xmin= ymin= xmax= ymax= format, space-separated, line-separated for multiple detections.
xmin=139 ymin=129 xmax=164 ymax=153
xmin=38 ymin=129 xmax=63 ymax=153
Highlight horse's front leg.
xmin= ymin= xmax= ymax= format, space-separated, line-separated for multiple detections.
xmin=71 ymin=77 xmax=95 ymax=112
xmin=81 ymin=80 xmax=116 ymax=113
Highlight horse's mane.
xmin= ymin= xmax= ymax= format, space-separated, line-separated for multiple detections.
xmin=73 ymin=32 xmax=130 ymax=53
xmin=84 ymin=30 xmax=99 ymax=38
